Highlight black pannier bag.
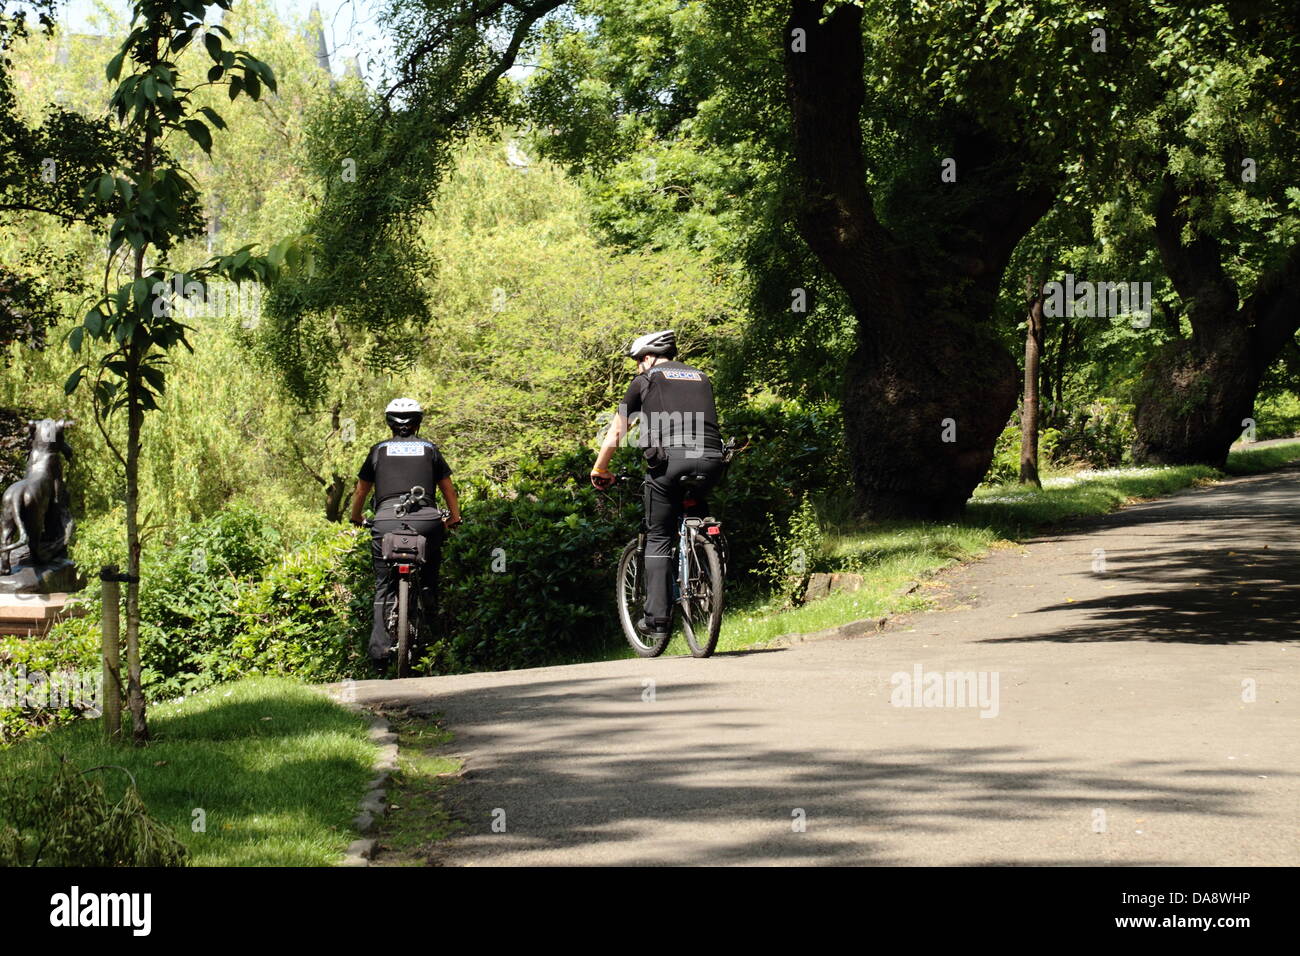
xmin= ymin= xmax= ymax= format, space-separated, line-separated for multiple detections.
xmin=381 ymin=530 xmax=426 ymax=563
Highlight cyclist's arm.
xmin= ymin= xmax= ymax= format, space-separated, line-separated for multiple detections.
xmin=438 ymin=477 xmax=461 ymax=526
xmin=593 ymin=410 xmax=629 ymax=474
xmin=350 ymin=480 xmax=372 ymax=525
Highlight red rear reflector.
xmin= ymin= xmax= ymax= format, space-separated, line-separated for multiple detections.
xmin=398 ymin=564 xmax=410 ymax=573
xmin=707 ymin=526 xmax=721 ymax=535
xmin=683 ymin=498 xmax=697 ymax=507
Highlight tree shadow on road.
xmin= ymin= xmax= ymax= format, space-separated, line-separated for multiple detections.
xmin=355 ymin=674 xmax=1284 ymax=865
xmin=981 ymin=468 xmax=1300 ymax=644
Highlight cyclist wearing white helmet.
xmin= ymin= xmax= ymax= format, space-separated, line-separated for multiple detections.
xmin=351 ymin=398 xmax=462 ymax=670
xmin=592 ymin=331 xmax=726 ymax=638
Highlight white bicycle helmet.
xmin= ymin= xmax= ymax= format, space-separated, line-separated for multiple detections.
xmin=627 ymin=329 xmax=676 ymax=360
xmin=384 ymin=397 xmax=423 ymax=434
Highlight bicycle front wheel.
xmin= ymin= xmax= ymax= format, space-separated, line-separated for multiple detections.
xmin=679 ymin=534 xmax=724 ymax=658
xmin=616 ymin=539 xmax=669 ymax=658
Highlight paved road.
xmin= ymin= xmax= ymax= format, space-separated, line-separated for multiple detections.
xmin=348 ymin=465 xmax=1300 ymax=865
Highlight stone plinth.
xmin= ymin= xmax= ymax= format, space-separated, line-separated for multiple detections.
xmin=0 ymin=592 xmax=87 ymax=637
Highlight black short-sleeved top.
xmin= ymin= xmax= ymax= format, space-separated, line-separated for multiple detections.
xmin=621 ymin=360 xmax=723 ymax=461
xmin=358 ymin=437 xmax=452 ymax=507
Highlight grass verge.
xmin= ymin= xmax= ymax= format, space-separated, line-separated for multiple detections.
xmin=0 ymin=676 xmax=376 ymax=866
xmin=369 ymin=712 xmax=465 ymax=866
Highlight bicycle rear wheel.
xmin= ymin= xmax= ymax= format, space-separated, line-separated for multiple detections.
xmin=396 ymin=577 xmax=412 ymax=678
xmin=616 ymin=539 xmax=670 ymax=658
xmin=679 ymin=534 xmax=724 ymax=658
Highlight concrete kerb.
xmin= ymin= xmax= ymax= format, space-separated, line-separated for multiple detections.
xmin=321 ymin=687 xmax=398 ymax=867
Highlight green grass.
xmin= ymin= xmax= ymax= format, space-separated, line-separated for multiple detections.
xmin=371 ymin=714 xmax=465 ymax=866
xmin=1225 ymin=439 xmax=1300 ymax=475
xmin=0 ymin=677 xmax=376 ymax=866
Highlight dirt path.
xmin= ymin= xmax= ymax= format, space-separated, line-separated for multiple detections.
xmin=349 ymin=465 xmax=1300 ymax=865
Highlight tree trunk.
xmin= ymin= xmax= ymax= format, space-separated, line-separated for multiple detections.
xmin=323 ymin=474 xmax=350 ymax=523
xmin=123 ymin=53 xmax=155 ymax=746
xmin=124 ymin=337 xmax=148 ymax=744
xmin=842 ymin=309 xmax=1019 ymax=517
xmin=1019 ymin=276 xmax=1046 ymax=487
xmin=1053 ymin=316 xmax=1070 ymax=409
xmin=1133 ymin=331 xmax=1260 ymax=467
xmin=783 ymin=1 xmax=1051 ymax=517
xmin=1133 ymin=173 xmax=1300 ymax=466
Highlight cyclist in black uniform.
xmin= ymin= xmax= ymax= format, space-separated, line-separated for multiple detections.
xmin=350 ymin=398 xmax=461 ymax=670
xmin=591 ymin=330 xmax=726 ymax=639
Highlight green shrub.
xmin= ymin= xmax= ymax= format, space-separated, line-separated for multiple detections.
xmin=435 ymin=487 xmax=629 ymax=672
xmin=1252 ymin=392 xmax=1300 ymax=440
xmin=0 ymin=626 xmax=101 ymax=745
xmin=1048 ymin=399 xmax=1135 ymax=467
xmin=229 ymin=527 xmax=371 ymax=684
xmin=712 ymin=397 xmax=850 ymax=581
xmin=138 ymin=503 xmax=283 ymax=697
xmin=757 ymin=493 xmax=828 ymax=606
xmin=982 ymin=423 xmax=1063 ymax=486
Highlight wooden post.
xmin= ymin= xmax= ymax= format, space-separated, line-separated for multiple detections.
xmin=100 ymin=565 xmax=122 ymax=742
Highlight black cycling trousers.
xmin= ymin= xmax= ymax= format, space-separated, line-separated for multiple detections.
xmin=643 ymin=455 xmax=725 ymax=627
xmin=369 ymin=507 xmax=445 ymax=661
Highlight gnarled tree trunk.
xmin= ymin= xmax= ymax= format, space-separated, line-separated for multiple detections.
xmin=1134 ymin=174 xmax=1300 ymax=466
xmin=783 ymin=1 xmax=1052 ymax=517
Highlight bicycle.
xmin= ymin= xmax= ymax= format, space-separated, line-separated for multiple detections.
xmin=364 ymin=486 xmax=450 ymax=678
xmin=613 ymin=442 xmax=735 ymax=659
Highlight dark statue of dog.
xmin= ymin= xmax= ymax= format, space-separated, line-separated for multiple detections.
xmin=0 ymin=418 xmax=76 ymax=580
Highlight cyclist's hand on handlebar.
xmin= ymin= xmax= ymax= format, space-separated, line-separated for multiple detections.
xmin=590 ymin=467 xmax=615 ymax=490
xmin=443 ymin=514 xmax=462 ymax=530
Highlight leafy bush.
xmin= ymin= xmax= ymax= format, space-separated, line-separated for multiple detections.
xmin=711 ymin=397 xmax=851 ymax=581
xmin=0 ymin=627 xmax=100 ymax=745
xmin=228 ymin=527 xmax=371 ymax=684
xmin=983 ymin=423 xmax=1063 ymax=486
xmin=1049 ymin=399 xmax=1135 ymax=467
xmin=139 ymin=504 xmax=283 ymax=697
xmin=435 ymin=487 xmax=629 ymax=672
xmin=1252 ymin=392 xmax=1300 ymax=441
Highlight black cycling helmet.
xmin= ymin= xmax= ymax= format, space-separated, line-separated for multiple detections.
xmin=627 ymin=329 xmax=677 ymax=360
xmin=384 ymin=397 xmax=423 ymax=436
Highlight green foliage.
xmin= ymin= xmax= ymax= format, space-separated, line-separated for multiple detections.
xmin=65 ymin=0 xmax=309 ymax=455
xmin=433 ymin=487 xmax=628 ymax=672
xmin=757 ymin=493 xmax=826 ymax=607
xmin=0 ymin=755 xmax=187 ymax=866
xmin=984 ymin=424 xmax=1062 ymax=487
xmin=0 ymin=626 xmax=100 ymax=745
xmin=138 ymin=503 xmax=282 ymax=695
xmin=711 ymin=397 xmax=851 ymax=580
xmin=229 ymin=526 xmax=370 ymax=683
xmin=1051 ymin=399 xmax=1137 ymax=468
xmin=1252 ymin=392 xmax=1300 ymax=441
